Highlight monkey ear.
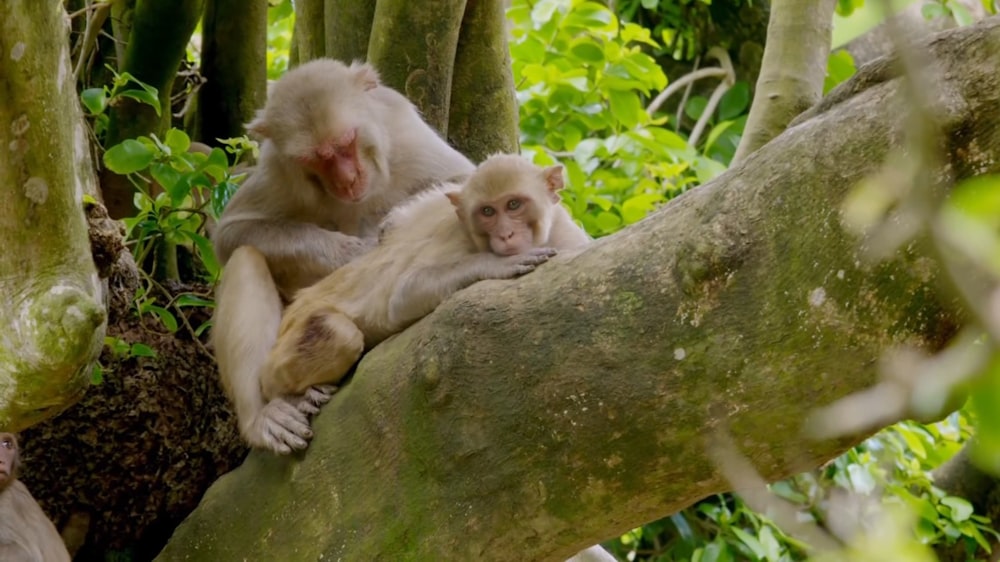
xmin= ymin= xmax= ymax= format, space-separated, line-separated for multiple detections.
xmin=246 ymin=111 xmax=270 ymax=139
xmin=445 ymin=191 xmax=463 ymax=209
xmin=350 ymin=62 xmax=381 ymax=91
xmin=542 ymin=165 xmax=565 ymax=202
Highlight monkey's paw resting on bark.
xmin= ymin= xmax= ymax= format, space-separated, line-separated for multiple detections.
xmin=244 ymin=396 xmax=321 ymax=454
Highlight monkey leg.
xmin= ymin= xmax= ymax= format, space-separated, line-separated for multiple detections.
xmin=261 ymin=308 xmax=364 ymax=399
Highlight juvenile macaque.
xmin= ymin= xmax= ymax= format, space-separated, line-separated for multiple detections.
xmin=258 ymin=154 xmax=591 ymax=402
xmin=211 ymin=58 xmax=474 ymax=454
xmin=0 ymin=433 xmax=71 ymax=562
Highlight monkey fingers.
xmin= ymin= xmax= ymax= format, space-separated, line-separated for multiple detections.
xmin=251 ymin=398 xmax=315 ymax=454
xmin=498 ymin=247 xmax=558 ymax=277
xmin=291 ymin=385 xmax=339 ymax=416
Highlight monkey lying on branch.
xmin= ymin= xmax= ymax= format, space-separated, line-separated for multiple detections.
xmin=257 ymin=154 xmax=591 ymax=404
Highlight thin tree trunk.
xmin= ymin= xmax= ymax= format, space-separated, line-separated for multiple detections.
xmin=367 ymin=0 xmax=468 ymax=134
xmin=732 ymin=0 xmax=837 ymax=163
xmin=448 ymin=0 xmax=520 ymax=161
xmin=294 ymin=0 xmax=325 ymax=63
xmin=324 ymin=0 xmax=376 ymax=63
xmin=198 ymin=0 xmax=268 ymax=144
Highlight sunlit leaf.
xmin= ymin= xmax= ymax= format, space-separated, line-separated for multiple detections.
xmin=104 ymin=140 xmax=154 ymax=174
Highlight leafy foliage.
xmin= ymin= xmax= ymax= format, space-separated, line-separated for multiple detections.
xmin=509 ymin=0 xmax=738 ymax=238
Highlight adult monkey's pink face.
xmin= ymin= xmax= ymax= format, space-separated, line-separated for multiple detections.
xmin=247 ymin=60 xmax=389 ymax=204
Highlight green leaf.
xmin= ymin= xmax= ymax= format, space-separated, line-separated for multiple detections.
xmin=129 ymin=343 xmax=158 ymax=358
xmin=824 ymin=50 xmax=857 ymax=94
xmin=922 ymin=2 xmax=949 ymax=19
xmin=81 ymin=88 xmax=108 ymax=115
xmin=150 ymin=162 xmax=182 ymax=194
xmin=730 ymin=527 xmax=765 ymax=559
xmin=641 ymin=0 xmax=658 ymax=8
xmin=164 ymin=128 xmax=191 ymax=155
xmin=941 ymin=496 xmax=974 ymax=522
xmin=759 ymin=526 xmax=782 ymax=561
xmin=104 ymin=139 xmax=155 ymax=174
xmin=118 ymin=88 xmax=162 ymax=116
xmin=187 ymin=231 xmax=221 ymax=279
xmin=90 ymin=363 xmax=104 ymax=385
xmin=149 ymin=305 xmax=179 ymax=333
xmin=947 ymin=0 xmax=975 ymax=24
xmin=175 ymin=294 xmax=215 ymax=308
xmin=203 ymin=148 xmax=231 ymax=181
xmin=595 ymin=211 xmax=622 ymax=232
xmin=607 ymin=90 xmax=642 ymax=128
xmin=718 ymin=82 xmax=750 ymax=120
xmin=570 ymin=40 xmax=604 ymax=64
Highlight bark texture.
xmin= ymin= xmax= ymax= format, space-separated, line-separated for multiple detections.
xmin=293 ymin=0 xmax=325 ymax=63
xmin=732 ymin=0 xmax=837 ymax=163
xmin=449 ymin=0 xmax=520 ymax=161
xmin=367 ymin=0 xmax=468 ymax=134
xmin=0 ymin=0 xmax=106 ymax=431
xmin=198 ymin=0 xmax=267 ymax=144
xmin=324 ymin=0 xmax=377 ymax=63
xmin=157 ymin=20 xmax=1000 ymax=562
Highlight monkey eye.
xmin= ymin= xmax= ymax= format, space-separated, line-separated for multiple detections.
xmin=480 ymin=206 xmax=496 ymax=217
xmin=0 ymin=440 xmax=11 ymax=449
xmin=506 ymin=199 xmax=521 ymax=211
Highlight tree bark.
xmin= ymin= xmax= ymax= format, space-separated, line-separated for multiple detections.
xmin=732 ymin=0 xmax=837 ymax=163
xmin=0 ymin=0 xmax=106 ymax=430
xmin=293 ymin=0 xmax=325 ymax=63
xmin=156 ymin=19 xmax=1000 ymax=562
xmin=367 ymin=0 xmax=468 ymax=134
xmin=198 ymin=0 xmax=268 ymax=144
xmin=448 ymin=0 xmax=520 ymax=161
xmin=324 ymin=0 xmax=377 ymax=63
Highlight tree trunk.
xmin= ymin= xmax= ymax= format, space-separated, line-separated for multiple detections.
xmin=0 ymin=0 xmax=106 ymax=431
xmin=367 ymin=0 xmax=468 ymax=134
xmin=198 ymin=0 xmax=268 ymax=144
xmin=448 ymin=0 xmax=520 ymax=161
xmin=156 ymin=19 xmax=1000 ymax=562
xmin=324 ymin=0 xmax=377 ymax=63
xmin=294 ymin=0 xmax=325 ymax=63
xmin=732 ymin=0 xmax=837 ymax=163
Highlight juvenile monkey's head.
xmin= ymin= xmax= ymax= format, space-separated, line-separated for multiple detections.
xmin=247 ymin=59 xmax=390 ymax=203
xmin=448 ymin=154 xmax=564 ymax=256
xmin=0 ymin=433 xmax=19 ymax=492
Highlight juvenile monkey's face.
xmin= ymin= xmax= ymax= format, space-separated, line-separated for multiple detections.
xmin=0 ymin=433 xmax=17 ymax=491
xmin=471 ymin=193 xmax=540 ymax=256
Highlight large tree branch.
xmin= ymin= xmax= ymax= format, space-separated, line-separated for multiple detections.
xmin=0 ymin=0 xmax=106 ymax=431
xmin=157 ymin=19 xmax=1000 ymax=562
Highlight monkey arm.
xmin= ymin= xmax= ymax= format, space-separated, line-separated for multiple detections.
xmin=387 ymin=249 xmax=556 ymax=329
xmin=214 ymin=219 xmax=375 ymax=295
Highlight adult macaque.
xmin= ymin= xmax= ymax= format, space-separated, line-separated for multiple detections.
xmin=211 ymin=59 xmax=474 ymax=454
xmin=259 ymin=154 xmax=591 ymax=402
xmin=0 ymin=433 xmax=71 ymax=562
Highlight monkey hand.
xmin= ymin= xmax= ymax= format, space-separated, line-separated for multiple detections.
xmin=245 ymin=397 xmax=316 ymax=454
xmin=490 ymin=247 xmax=558 ymax=278
xmin=286 ymin=385 xmax=339 ymax=416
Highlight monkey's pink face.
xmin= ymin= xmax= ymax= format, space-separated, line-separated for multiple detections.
xmin=473 ymin=194 xmax=539 ymax=256
xmin=298 ymin=128 xmax=370 ymax=202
